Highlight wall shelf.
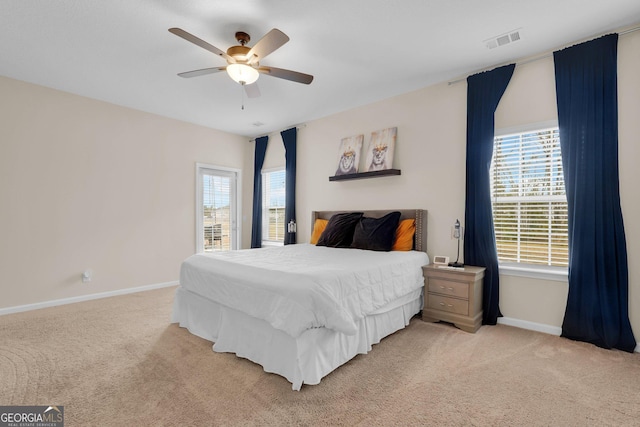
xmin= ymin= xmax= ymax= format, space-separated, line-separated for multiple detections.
xmin=329 ymin=169 xmax=401 ymax=181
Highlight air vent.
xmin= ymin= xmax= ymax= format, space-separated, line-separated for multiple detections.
xmin=485 ymin=29 xmax=522 ymax=49
xmin=252 ymin=121 xmax=265 ymax=127
xmin=496 ymin=35 xmax=510 ymax=46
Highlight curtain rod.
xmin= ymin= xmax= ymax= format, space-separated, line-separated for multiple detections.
xmin=248 ymin=123 xmax=307 ymax=142
xmin=447 ymin=24 xmax=640 ymax=86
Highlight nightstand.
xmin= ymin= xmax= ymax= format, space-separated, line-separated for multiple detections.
xmin=421 ymin=264 xmax=485 ymax=333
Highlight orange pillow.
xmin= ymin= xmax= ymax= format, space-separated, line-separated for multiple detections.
xmin=310 ymin=219 xmax=328 ymax=244
xmin=392 ymin=219 xmax=416 ymax=251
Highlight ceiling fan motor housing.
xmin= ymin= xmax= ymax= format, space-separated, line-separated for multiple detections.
xmin=227 ymin=45 xmax=253 ymax=63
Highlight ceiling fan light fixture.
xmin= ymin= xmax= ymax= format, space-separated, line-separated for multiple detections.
xmin=226 ymin=63 xmax=259 ymax=85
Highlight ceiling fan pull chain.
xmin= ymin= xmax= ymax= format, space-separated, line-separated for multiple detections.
xmin=241 ymin=82 xmax=245 ymax=110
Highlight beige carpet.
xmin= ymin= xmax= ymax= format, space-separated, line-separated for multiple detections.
xmin=1 ymin=287 xmax=639 ymax=426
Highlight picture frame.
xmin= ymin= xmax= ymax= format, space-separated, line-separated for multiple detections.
xmin=335 ymin=134 xmax=364 ymax=176
xmin=364 ymin=127 xmax=396 ymax=172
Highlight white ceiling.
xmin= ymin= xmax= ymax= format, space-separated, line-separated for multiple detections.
xmin=1 ymin=1 xmax=639 ymax=138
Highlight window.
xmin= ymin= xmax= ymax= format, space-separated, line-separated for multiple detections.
xmin=262 ymin=168 xmax=286 ymax=244
xmin=490 ymin=126 xmax=568 ymax=269
xmin=196 ymin=164 xmax=240 ymax=253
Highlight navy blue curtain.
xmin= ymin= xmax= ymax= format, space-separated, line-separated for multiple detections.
xmin=464 ymin=64 xmax=515 ymax=325
xmin=554 ymin=34 xmax=636 ymax=352
xmin=250 ymin=136 xmax=269 ymax=248
xmin=281 ymin=127 xmax=297 ymax=245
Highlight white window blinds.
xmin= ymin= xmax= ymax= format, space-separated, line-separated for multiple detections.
xmin=262 ymin=169 xmax=286 ymax=242
xmin=200 ymin=170 xmax=234 ymax=252
xmin=490 ymin=127 xmax=568 ymax=267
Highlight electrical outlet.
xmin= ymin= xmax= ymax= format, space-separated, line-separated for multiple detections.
xmin=82 ymin=269 xmax=93 ymax=283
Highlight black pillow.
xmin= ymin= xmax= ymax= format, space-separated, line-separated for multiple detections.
xmin=316 ymin=212 xmax=364 ymax=248
xmin=351 ymin=211 xmax=402 ymax=251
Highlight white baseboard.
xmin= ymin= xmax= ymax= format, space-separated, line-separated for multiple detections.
xmin=0 ymin=281 xmax=179 ymax=316
xmin=498 ymin=316 xmax=640 ymax=353
xmin=498 ymin=316 xmax=563 ymax=336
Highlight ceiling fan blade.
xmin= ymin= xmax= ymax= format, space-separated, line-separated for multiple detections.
xmin=258 ymin=66 xmax=314 ymax=84
xmin=244 ymin=83 xmax=261 ymax=98
xmin=177 ymin=67 xmax=226 ymax=78
xmin=246 ymin=29 xmax=289 ymax=63
xmin=169 ymin=28 xmax=234 ymax=62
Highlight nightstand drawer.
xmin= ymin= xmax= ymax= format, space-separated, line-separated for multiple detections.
xmin=428 ymin=278 xmax=469 ymax=299
xmin=428 ymin=294 xmax=469 ymax=316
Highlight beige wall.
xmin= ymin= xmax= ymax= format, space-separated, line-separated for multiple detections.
xmin=618 ymin=30 xmax=640 ymax=340
xmin=257 ymin=29 xmax=639 ymax=336
xmin=493 ymin=55 xmax=569 ymax=328
xmin=0 ymin=76 xmax=246 ymax=309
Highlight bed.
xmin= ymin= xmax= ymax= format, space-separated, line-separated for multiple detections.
xmin=171 ymin=209 xmax=429 ymax=390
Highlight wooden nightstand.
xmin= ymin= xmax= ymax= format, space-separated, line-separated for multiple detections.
xmin=422 ymin=264 xmax=485 ymax=333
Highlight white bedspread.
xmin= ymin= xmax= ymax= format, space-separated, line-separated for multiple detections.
xmin=179 ymin=244 xmax=429 ymax=338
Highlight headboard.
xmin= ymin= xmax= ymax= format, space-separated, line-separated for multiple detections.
xmin=310 ymin=209 xmax=428 ymax=253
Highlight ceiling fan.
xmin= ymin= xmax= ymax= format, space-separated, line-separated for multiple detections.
xmin=169 ymin=27 xmax=314 ymax=97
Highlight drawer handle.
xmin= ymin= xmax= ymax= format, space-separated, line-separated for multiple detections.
xmin=439 ymin=286 xmax=455 ymax=291
xmin=439 ymin=302 xmax=454 ymax=307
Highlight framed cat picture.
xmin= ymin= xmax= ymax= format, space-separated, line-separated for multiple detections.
xmin=335 ymin=134 xmax=364 ymax=176
xmin=365 ymin=127 xmax=396 ymax=172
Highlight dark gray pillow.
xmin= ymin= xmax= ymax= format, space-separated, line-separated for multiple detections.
xmin=316 ymin=212 xmax=364 ymax=248
xmin=351 ymin=211 xmax=402 ymax=251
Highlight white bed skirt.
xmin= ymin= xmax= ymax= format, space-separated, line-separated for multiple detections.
xmin=171 ymin=286 xmax=422 ymax=390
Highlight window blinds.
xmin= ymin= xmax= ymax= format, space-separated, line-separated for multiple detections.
xmin=490 ymin=128 xmax=568 ymax=266
xmin=262 ymin=169 xmax=286 ymax=242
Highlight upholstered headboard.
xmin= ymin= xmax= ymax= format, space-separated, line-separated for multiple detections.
xmin=310 ymin=209 xmax=428 ymax=252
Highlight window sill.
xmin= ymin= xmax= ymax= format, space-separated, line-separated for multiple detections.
xmin=498 ymin=264 xmax=568 ymax=282
xmin=262 ymin=241 xmax=284 ymax=247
